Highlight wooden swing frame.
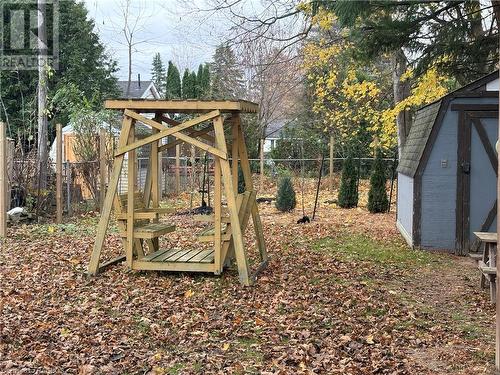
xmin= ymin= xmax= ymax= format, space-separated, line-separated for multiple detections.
xmin=87 ymin=99 xmax=268 ymax=286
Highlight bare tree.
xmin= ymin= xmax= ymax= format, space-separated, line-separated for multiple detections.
xmin=111 ymin=0 xmax=153 ymax=96
xmin=239 ymin=38 xmax=302 ymax=139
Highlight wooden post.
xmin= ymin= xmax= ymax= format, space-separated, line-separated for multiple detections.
xmin=496 ymin=34 xmax=500 ymax=369
xmin=99 ymin=128 xmax=107 ymax=211
xmin=175 ymin=144 xmax=180 ymax=194
xmin=214 ymin=115 xmax=250 ymax=285
xmin=214 ymin=157 xmax=222 ymax=273
xmin=260 ymin=138 xmax=264 ymax=192
xmin=126 ymin=124 xmax=136 ymax=268
xmin=56 ymin=124 xmax=63 ymax=224
xmin=329 ymin=135 xmax=334 ymax=192
xmin=232 ymin=123 xmax=239 ymax=195
xmin=0 ymin=122 xmax=6 ymax=237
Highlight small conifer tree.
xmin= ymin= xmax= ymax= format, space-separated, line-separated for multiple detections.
xmin=276 ymin=174 xmax=296 ymax=212
xmin=368 ymin=149 xmax=389 ymax=213
xmin=338 ymin=155 xmax=358 ymax=208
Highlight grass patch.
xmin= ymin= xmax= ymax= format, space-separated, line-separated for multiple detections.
xmin=313 ymin=234 xmax=441 ymax=268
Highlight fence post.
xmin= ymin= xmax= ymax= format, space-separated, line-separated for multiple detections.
xmin=329 ymin=135 xmax=334 ymax=191
xmin=56 ymin=124 xmax=63 ymax=224
xmin=260 ymin=138 xmax=264 ymax=192
xmin=0 ymin=122 xmax=6 ymax=237
xmin=99 ymin=128 xmax=107 ymax=211
xmin=175 ymin=144 xmax=180 ymax=194
xmin=66 ymin=161 xmax=72 ymax=216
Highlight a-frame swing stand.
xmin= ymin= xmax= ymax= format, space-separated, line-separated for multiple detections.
xmin=87 ymin=99 xmax=268 ymax=285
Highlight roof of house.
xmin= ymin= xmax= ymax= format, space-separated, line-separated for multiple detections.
xmin=397 ymin=70 xmax=498 ymax=177
xmin=117 ymin=80 xmax=160 ymax=99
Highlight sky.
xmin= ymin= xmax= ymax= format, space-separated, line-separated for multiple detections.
xmin=83 ymin=0 xmax=229 ymax=81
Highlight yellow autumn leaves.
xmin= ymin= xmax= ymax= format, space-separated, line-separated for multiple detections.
xmin=303 ymin=38 xmax=450 ymax=150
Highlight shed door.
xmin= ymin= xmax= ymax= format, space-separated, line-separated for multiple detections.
xmin=457 ymin=111 xmax=498 ymax=253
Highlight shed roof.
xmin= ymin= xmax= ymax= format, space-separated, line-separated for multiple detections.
xmin=397 ymin=70 xmax=499 ymax=177
xmin=397 ymin=101 xmax=442 ymax=177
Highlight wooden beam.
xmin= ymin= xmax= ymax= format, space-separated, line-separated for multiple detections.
xmin=105 ymin=99 xmax=258 ymax=113
xmin=158 ymin=126 xmax=211 ymax=152
xmin=214 ymin=115 xmax=250 ymax=285
xmin=99 ymin=128 xmax=107 ymax=211
xmin=236 ymin=115 xmax=268 ymax=263
xmin=56 ymin=124 xmax=63 ymax=224
xmin=232 ymin=121 xmax=239 ymax=195
xmin=214 ymin=156 xmax=222 ymax=273
xmin=115 ymin=110 xmax=220 ymax=156
xmin=88 ymin=117 xmax=133 ymax=275
xmin=0 ymin=122 xmax=6 ymax=237
xmin=126 ymin=124 xmax=136 ymax=268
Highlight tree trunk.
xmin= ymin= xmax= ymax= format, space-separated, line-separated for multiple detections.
xmin=392 ymin=49 xmax=411 ymax=158
xmin=37 ymin=0 xmax=48 ymax=189
xmin=126 ymin=43 xmax=132 ymax=97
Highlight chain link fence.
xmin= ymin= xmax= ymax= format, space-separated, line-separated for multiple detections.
xmin=8 ymin=155 xmax=398 ymax=217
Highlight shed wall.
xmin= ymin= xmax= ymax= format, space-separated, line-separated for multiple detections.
xmin=396 ymin=173 xmax=413 ymax=245
xmin=420 ymin=97 xmax=498 ymax=250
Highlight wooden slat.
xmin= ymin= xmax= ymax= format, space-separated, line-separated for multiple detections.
xmin=176 ymin=249 xmax=205 ymax=262
xmin=105 ymin=99 xmax=258 ymax=113
xmin=132 ymin=260 xmax=215 ymax=272
xmin=153 ymin=248 xmax=182 ymax=262
xmin=154 ymin=248 xmax=184 ymax=262
xmin=188 ymin=249 xmax=214 ymax=262
xmin=142 ymin=248 xmax=170 ymax=261
xmin=164 ymin=249 xmax=193 ymax=262
xmin=475 ymin=231 xmax=498 ymax=243
xmin=200 ymin=252 xmax=215 ymax=263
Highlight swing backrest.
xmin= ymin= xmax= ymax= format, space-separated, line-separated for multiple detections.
xmin=114 ymin=191 xmax=147 ymax=215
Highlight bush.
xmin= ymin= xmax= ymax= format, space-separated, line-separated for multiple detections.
xmin=338 ymin=156 xmax=358 ymax=208
xmin=275 ymin=174 xmax=296 ymax=212
xmin=368 ymin=150 xmax=389 ymax=213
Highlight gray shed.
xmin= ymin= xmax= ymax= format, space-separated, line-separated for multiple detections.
xmin=397 ymin=71 xmax=498 ymax=254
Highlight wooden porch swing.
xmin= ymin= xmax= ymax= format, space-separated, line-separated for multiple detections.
xmin=87 ymin=99 xmax=268 ymax=285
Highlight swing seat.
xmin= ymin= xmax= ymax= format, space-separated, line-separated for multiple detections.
xmin=116 ymin=192 xmax=176 ymax=240
xmin=197 ymin=224 xmax=232 ymax=242
xmin=119 ymin=222 xmax=176 ymax=239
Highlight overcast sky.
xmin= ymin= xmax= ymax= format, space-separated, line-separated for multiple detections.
xmin=83 ymin=0 xmax=229 ymax=81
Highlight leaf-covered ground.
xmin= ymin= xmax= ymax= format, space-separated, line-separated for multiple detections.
xmin=0 ymin=187 xmax=496 ymax=374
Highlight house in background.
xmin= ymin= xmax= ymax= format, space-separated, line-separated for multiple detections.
xmin=117 ymin=75 xmax=161 ymax=99
xmin=263 ymin=120 xmax=286 ymax=153
xmin=397 ymin=71 xmax=498 ymax=255
xmin=49 ymin=78 xmax=162 ymax=199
